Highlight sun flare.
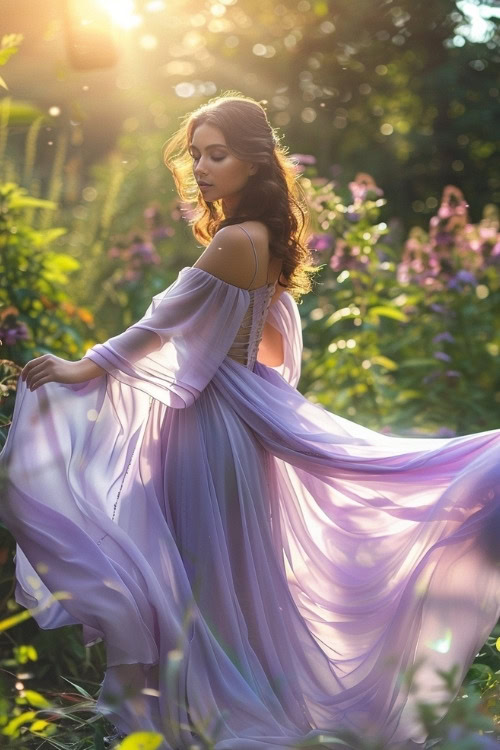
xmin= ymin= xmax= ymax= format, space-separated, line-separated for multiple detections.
xmin=97 ymin=0 xmax=142 ymax=29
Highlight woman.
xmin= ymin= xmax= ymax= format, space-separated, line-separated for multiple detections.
xmin=1 ymin=93 xmax=499 ymax=750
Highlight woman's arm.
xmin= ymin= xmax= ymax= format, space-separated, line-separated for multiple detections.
xmin=21 ymin=354 xmax=106 ymax=392
xmin=77 ymin=357 xmax=107 ymax=380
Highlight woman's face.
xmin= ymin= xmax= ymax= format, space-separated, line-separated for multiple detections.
xmin=189 ymin=122 xmax=256 ymax=214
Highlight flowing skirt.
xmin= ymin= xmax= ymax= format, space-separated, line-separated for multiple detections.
xmin=1 ymin=356 xmax=499 ymax=749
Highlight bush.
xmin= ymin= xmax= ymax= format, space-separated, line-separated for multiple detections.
xmin=299 ymin=170 xmax=500 ymax=436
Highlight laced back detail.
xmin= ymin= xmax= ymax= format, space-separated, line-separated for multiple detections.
xmin=226 ymin=225 xmax=277 ymax=370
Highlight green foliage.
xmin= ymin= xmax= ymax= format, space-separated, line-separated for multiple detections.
xmin=0 ymin=182 xmax=96 ymax=448
xmin=0 ymin=34 xmax=23 ymax=91
xmin=299 ymin=171 xmax=500 ymax=435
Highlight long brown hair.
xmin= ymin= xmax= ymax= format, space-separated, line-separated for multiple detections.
xmin=162 ymin=91 xmax=320 ymax=300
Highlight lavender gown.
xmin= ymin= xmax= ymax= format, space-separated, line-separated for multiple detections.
xmin=1 ymin=239 xmax=499 ymax=749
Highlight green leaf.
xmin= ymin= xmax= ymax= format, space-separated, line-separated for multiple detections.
xmin=1 ymin=711 xmax=37 ymax=736
xmin=0 ymin=46 xmax=19 ymax=66
xmin=398 ymin=358 xmax=438 ymax=368
xmin=394 ymin=389 xmax=421 ymax=403
xmin=59 ymin=676 xmax=94 ymax=699
xmin=0 ymin=609 xmax=35 ymax=631
xmin=371 ymin=355 xmax=398 ymax=370
xmin=20 ymin=690 xmax=52 ymax=708
xmin=368 ymin=305 xmax=409 ymax=322
xmin=29 ymin=718 xmax=57 ymax=735
xmin=45 ymin=253 xmax=80 ymax=273
xmin=9 ymin=195 xmax=57 ymax=210
xmin=33 ymin=227 xmax=68 ymax=245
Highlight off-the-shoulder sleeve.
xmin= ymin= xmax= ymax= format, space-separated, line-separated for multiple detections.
xmin=83 ymin=267 xmax=251 ymax=408
xmin=265 ymin=292 xmax=303 ymax=389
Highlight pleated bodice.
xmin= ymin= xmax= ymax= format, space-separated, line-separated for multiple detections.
xmin=226 ymin=280 xmax=277 ymax=369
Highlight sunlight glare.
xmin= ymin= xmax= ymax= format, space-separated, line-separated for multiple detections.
xmin=97 ymin=0 xmax=143 ymax=29
xmin=455 ymin=1 xmax=500 ymax=43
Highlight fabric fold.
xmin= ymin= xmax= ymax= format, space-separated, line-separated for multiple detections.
xmin=83 ymin=267 xmax=251 ymax=408
xmin=266 ymin=290 xmax=303 ymax=389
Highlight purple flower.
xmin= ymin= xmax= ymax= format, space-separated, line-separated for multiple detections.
xmin=434 ymin=351 xmax=452 ymax=362
xmin=309 ymin=233 xmax=333 ymax=252
xmin=430 ymin=303 xmax=448 ymax=314
xmin=456 ymin=269 xmax=477 ymax=284
xmin=290 ymin=153 xmax=317 ymax=166
xmin=346 ymin=211 xmax=361 ymax=222
xmin=433 ymin=231 xmax=454 ymax=246
xmin=432 ymin=332 xmax=455 ymax=344
xmin=448 ymin=269 xmax=477 ymax=289
xmin=434 ymin=427 xmax=457 ymax=437
xmin=0 ymin=322 xmax=29 ymax=346
xmin=445 ymin=370 xmax=461 ymax=378
xmin=152 ymin=226 xmax=175 ymax=240
xmin=129 ymin=241 xmax=160 ymax=264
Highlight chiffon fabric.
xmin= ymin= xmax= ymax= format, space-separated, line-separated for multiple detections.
xmin=1 ymin=266 xmax=499 ymax=750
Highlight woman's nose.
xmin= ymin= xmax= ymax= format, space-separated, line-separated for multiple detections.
xmin=195 ymin=155 xmax=206 ymax=168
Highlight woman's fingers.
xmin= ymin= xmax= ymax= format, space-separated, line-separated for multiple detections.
xmin=24 ymin=364 xmax=46 ymax=386
xmin=25 ymin=362 xmax=50 ymax=390
xmin=29 ymin=376 xmax=50 ymax=392
xmin=22 ymin=355 xmax=48 ymax=382
xmin=27 ymin=371 xmax=49 ymax=391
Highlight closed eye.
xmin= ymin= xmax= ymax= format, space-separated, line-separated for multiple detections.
xmin=190 ymin=154 xmax=226 ymax=162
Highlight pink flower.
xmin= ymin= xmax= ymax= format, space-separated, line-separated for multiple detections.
xmin=479 ymin=226 xmax=497 ymax=240
xmin=348 ymin=178 xmax=384 ymax=202
xmin=143 ymin=206 xmax=159 ymax=220
xmin=308 ymin=233 xmax=333 ymax=252
xmin=130 ymin=241 xmax=157 ymax=262
xmin=123 ymin=269 xmax=142 ymax=282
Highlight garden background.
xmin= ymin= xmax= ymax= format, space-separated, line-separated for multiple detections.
xmin=0 ymin=0 xmax=499 ymax=747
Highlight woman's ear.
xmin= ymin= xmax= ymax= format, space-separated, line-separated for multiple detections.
xmin=249 ymin=164 xmax=258 ymax=175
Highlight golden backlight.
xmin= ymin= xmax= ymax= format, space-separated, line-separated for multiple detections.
xmin=96 ymin=0 xmax=142 ymax=29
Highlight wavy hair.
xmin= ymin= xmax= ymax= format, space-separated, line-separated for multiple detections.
xmin=162 ymin=92 xmax=320 ymax=300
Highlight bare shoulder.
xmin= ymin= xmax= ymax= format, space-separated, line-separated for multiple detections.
xmin=239 ymin=220 xmax=285 ymax=289
xmin=239 ymin=220 xmax=270 ymax=244
xmin=192 ymin=223 xmax=265 ymax=290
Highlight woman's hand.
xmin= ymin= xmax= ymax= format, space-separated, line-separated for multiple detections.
xmin=21 ymin=354 xmax=105 ymax=391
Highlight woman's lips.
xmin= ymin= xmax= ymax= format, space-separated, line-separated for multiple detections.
xmin=199 ymin=184 xmax=213 ymax=192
